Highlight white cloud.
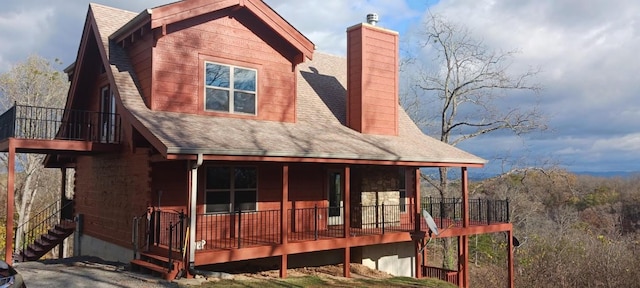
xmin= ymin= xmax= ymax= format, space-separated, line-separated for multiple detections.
xmin=0 ymin=7 xmax=54 ymax=71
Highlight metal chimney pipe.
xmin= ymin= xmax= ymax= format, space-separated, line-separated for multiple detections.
xmin=366 ymin=13 xmax=379 ymax=25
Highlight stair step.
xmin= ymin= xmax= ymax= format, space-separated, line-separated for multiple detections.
xmin=131 ymin=259 xmax=170 ymax=275
xmin=141 ymin=251 xmax=184 ymax=263
xmin=34 ymin=238 xmax=55 ymax=249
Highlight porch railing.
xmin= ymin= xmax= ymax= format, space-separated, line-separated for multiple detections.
xmin=179 ymin=199 xmax=507 ymax=252
xmin=422 ymin=197 xmax=510 ymax=227
xmin=288 ymin=205 xmax=344 ymax=241
xmin=0 ymin=104 xmax=121 ymax=143
xmin=196 ymin=209 xmax=281 ymax=250
xmin=423 ymin=266 xmax=459 ymax=286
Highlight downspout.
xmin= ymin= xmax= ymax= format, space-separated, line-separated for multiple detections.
xmin=189 ymin=154 xmax=203 ymax=271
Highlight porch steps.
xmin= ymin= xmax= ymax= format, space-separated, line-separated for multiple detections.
xmin=130 ymin=248 xmax=183 ymax=280
xmin=16 ymin=220 xmax=75 ymax=262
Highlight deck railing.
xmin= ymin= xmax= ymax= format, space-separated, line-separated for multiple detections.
xmin=178 ymin=199 xmax=507 ymax=252
xmin=423 ymin=266 xmax=459 ymax=286
xmin=0 ymin=104 xmax=121 ymax=143
xmin=422 ymin=197 xmax=510 ymax=227
xmin=195 ymin=209 xmax=281 ymax=250
xmin=288 ymin=205 xmax=344 ymax=241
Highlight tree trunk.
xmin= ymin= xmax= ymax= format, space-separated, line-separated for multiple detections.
xmin=14 ymin=161 xmax=39 ymax=254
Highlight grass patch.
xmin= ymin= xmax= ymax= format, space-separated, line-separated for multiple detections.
xmin=191 ymin=276 xmax=456 ymax=288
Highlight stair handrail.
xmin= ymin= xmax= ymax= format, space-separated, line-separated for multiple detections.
xmin=14 ymin=199 xmax=74 ymax=256
xmin=132 ymin=208 xmax=152 ymax=260
xmin=167 ymin=210 xmax=187 ymax=273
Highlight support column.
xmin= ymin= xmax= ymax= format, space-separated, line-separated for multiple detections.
xmin=343 ymin=166 xmax=351 ymax=278
xmin=280 ymin=165 xmax=289 ymax=278
xmin=461 ymin=167 xmax=469 ymax=287
xmin=413 ymin=167 xmax=422 ymax=278
xmin=59 ymin=167 xmax=68 ymax=259
xmin=508 ymin=228 xmax=514 ymax=288
xmin=5 ymin=139 xmax=15 ymax=263
xmin=188 ymin=154 xmax=203 ymax=274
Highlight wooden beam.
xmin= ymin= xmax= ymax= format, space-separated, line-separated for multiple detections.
xmin=165 ymin=153 xmax=485 ymax=168
xmin=280 ymin=164 xmax=289 ymax=278
xmin=343 ymin=166 xmax=350 ymax=278
xmin=413 ymin=167 xmax=422 ymax=278
xmin=5 ymin=139 xmax=15 ymax=263
xmin=508 ymin=229 xmax=514 ymax=288
xmin=59 ymin=168 xmax=67 ymax=259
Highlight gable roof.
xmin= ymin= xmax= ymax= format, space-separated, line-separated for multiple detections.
xmin=88 ymin=2 xmax=485 ymax=167
xmin=110 ymin=0 xmax=313 ymax=61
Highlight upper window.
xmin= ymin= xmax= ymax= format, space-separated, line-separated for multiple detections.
xmin=205 ymin=167 xmax=257 ymax=213
xmin=204 ymin=62 xmax=257 ymax=115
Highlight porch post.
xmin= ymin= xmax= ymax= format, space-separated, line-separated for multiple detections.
xmin=413 ymin=167 xmax=422 ymax=278
xmin=343 ymin=165 xmax=351 ymax=278
xmin=508 ymin=228 xmax=514 ymax=288
xmin=461 ymin=167 xmax=469 ymax=287
xmin=280 ymin=164 xmax=289 ymax=278
xmin=59 ymin=167 xmax=67 ymax=259
xmin=188 ymin=154 xmax=203 ymax=272
xmin=5 ymin=139 xmax=15 ymax=263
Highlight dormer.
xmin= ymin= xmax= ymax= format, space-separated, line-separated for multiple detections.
xmin=110 ymin=0 xmax=314 ymax=123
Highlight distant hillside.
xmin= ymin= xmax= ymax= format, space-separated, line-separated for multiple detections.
xmin=574 ymin=171 xmax=640 ymax=178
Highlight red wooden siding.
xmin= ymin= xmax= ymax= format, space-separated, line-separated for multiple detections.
xmin=347 ymin=24 xmax=399 ymax=136
xmin=74 ymin=148 xmax=152 ymax=249
xmin=126 ymin=30 xmax=154 ymax=107
xmin=151 ymin=161 xmax=189 ymax=210
xmin=151 ymin=9 xmax=296 ymax=122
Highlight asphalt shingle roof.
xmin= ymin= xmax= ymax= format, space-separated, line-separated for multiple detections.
xmin=88 ymin=3 xmax=486 ymax=166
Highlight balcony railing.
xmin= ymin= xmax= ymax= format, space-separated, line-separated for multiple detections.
xmin=157 ymin=199 xmax=508 ymax=252
xmin=0 ymin=104 xmax=121 ymax=143
xmin=422 ymin=197 xmax=510 ymax=227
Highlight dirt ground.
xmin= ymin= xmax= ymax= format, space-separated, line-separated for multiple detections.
xmin=232 ymin=263 xmax=392 ymax=281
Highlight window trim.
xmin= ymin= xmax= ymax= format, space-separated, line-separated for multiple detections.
xmin=203 ymin=61 xmax=258 ymax=115
xmin=204 ymin=166 xmax=258 ymax=214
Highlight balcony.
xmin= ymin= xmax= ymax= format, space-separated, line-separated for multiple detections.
xmin=0 ymin=104 xmax=121 ymax=154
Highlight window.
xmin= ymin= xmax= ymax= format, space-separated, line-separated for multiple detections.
xmin=100 ymin=86 xmax=116 ymax=143
xmin=205 ymin=167 xmax=257 ymax=213
xmin=204 ymin=62 xmax=257 ymax=115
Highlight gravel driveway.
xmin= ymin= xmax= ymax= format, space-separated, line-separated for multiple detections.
xmin=13 ymin=257 xmax=180 ymax=288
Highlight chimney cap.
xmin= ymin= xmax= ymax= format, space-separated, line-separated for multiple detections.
xmin=366 ymin=13 xmax=379 ymax=25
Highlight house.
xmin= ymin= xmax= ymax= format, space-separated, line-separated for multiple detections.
xmin=0 ymin=1 xmax=515 ymax=287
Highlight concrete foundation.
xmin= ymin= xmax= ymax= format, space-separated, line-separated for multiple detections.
xmin=358 ymin=242 xmax=415 ymax=277
xmin=76 ymin=234 xmax=133 ymax=263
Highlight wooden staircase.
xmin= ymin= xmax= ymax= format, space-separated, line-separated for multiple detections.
xmin=130 ymin=246 xmax=184 ymax=280
xmin=16 ymin=219 xmax=75 ymax=262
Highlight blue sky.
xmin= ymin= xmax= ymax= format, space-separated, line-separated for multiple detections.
xmin=1 ymin=0 xmax=639 ymax=175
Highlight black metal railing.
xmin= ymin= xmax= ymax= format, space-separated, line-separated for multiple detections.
xmin=131 ymin=210 xmax=150 ymax=260
xmin=14 ymin=199 xmax=74 ymax=255
xmin=288 ymin=205 xmax=345 ymax=242
xmin=196 ymin=209 xmax=281 ymax=250
xmin=351 ymin=204 xmax=415 ymax=236
xmin=167 ymin=212 xmax=187 ymax=272
xmin=422 ymin=197 xmax=510 ymax=227
xmin=148 ymin=210 xmax=186 ymax=252
xmin=0 ymin=104 xmax=121 ymax=143
xmin=151 ymin=199 xmax=507 ymax=253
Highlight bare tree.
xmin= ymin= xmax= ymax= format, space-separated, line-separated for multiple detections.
xmin=0 ymin=55 xmax=68 ymax=253
xmin=402 ymin=13 xmax=548 ymax=269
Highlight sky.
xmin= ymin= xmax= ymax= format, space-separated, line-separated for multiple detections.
xmin=1 ymin=0 xmax=639 ymax=175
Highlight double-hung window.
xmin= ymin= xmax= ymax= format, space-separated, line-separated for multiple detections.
xmin=205 ymin=167 xmax=257 ymax=213
xmin=204 ymin=62 xmax=257 ymax=115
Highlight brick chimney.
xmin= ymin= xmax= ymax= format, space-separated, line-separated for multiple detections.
xmin=346 ymin=14 xmax=399 ymax=136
